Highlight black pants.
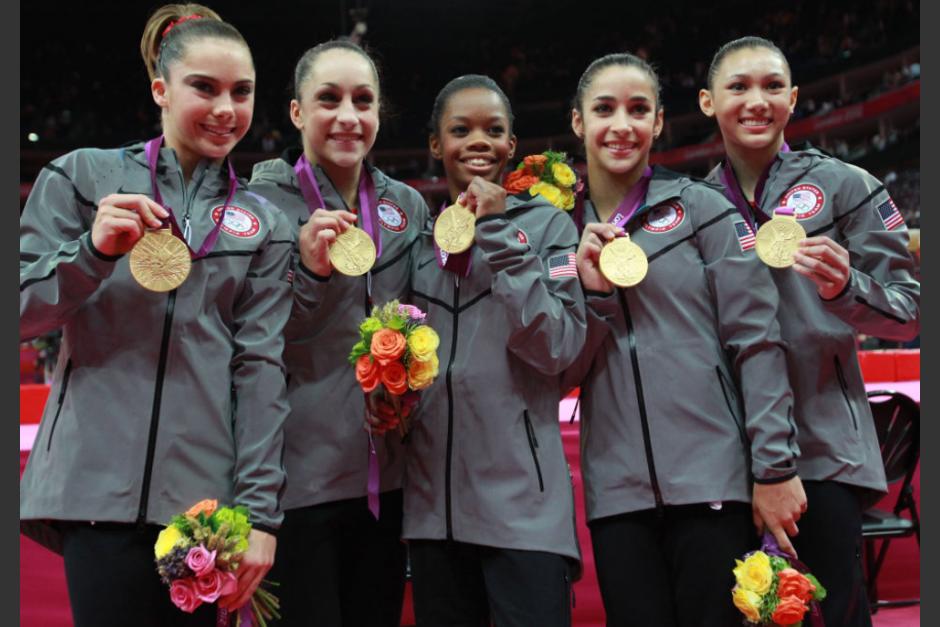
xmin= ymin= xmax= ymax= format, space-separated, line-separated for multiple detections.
xmin=589 ymin=501 xmax=755 ymax=627
xmin=791 ymin=480 xmax=872 ymax=627
xmin=61 ymin=522 xmax=219 ymax=627
xmin=267 ymin=489 xmax=407 ymax=627
xmin=409 ymin=540 xmax=573 ymax=627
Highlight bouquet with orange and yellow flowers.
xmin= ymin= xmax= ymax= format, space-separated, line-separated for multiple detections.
xmin=732 ymin=532 xmax=827 ymax=626
xmin=503 ymin=150 xmax=580 ymax=210
xmin=349 ymin=300 xmax=440 ymax=436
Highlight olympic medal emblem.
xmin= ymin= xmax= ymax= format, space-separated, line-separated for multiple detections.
xmin=755 ymin=215 xmax=807 ymax=268
xmin=433 ymin=202 xmax=477 ymax=254
xmin=129 ymin=229 xmax=192 ymax=292
xmin=329 ymin=225 xmax=377 ymax=276
xmin=599 ymin=235 xmax=648 ymax=288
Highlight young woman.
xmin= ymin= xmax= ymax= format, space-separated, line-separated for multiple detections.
xmin=563 ymin=53 xmax=806 ymax=627
xmin=396 ymin=74 xmax=586 ymax=627
xmin=699 ymin=36 xmax=920 ymax=626
xmin=19 ymin=4 xmax=291 ymax=626
xmin=248 ymin=40 xmax=430 ymax=627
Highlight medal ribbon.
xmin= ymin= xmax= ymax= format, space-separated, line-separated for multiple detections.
xmin=294 ymin=155 xmax=383 ymax=259
xmin=719 ymin=142 xmax=790 ymax=231
xmin=607 ymin=166 xmax=653 ymax=230
xmin=433 ymin=201 xmax=473 ymax=277
xmin=144 ymin=136 xmax=236 ymax=259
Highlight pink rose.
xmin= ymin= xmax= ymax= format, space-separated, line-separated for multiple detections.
xmin=185 ymin=545 xmax=217 ymax=577
xmin=169 ymin=579 xmax=202 ymax=613
xmin=194 ymin=569 xmax=227 ymax=603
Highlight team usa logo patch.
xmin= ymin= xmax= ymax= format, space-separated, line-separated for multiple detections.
xmin=516 ymin=229 xmax=529 ymax=245
xmin=211 ymin=205 xmax=261 ymax=238
xmin=781 ymin=183 xmax=825 ymax=220
xmin=377 ymin=199 xmax=408 ymax=233
xmin=642 ymin=201 xmax=685 ymax=233
xmin=876 ymin=197 xmax=904 ymax=230
xmin=734 ymin=220 xmax=756 ymax=252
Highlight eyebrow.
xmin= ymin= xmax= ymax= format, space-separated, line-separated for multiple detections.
xmin=317 ymin=82 xmax=375 ymax=90
xmin=448 ymin=115 xmax=507 ymax=123
xmin=592 ymin=94 xmax=651 ymax=101
xmin=184 ymin=73 xmax=254 ymax=85
xmin=726 ymin=72 xmax=787 ymax=80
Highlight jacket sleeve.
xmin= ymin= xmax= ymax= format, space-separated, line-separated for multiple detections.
xmin=20 ymin=153 xmax=120 ymax=342
xmin=229 ymin=203 xmax=294 ymax=531
xmin=475 ymin=208 xmax=587 ymax=376
xmin=819 ymin=166 xmax=920 ymax=341
xmin=692 ymin=188 xmax=799 ymax=483
xmin=560 ymin=289 xmax=618 ymax=394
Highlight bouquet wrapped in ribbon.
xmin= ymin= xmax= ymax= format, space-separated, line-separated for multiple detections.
xmin=732 ymin=532 xmax=827 ymax=626
xmin=503 ymin=150 xmax=580 ymax=210
xmin=154 ymin=499 xmax=279 ymax=626
xmin=349 ymin=300 xmax=440 ymax=437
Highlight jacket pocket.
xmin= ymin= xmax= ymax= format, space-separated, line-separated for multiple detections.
xmin=833 ymin=356 xmax=859 ymax=431
xmin=523 ymin=410 xmax=545 ymax=492
xmin=716 ymin=366 xmax=748 ymax=449
xmin=46 ymin=359 xmax=73 ymax=452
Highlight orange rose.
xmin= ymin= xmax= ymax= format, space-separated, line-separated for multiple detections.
xmin=355 ymin=354 xmax=381 ymax=392
xmin=503 ymin=169 xmax=540 ymax=194
xmin=771 ymin=595 xmax=810 ymax=626
xmin=777 ymin=568 xmax=816 ymax=604
xmin=185 ymin=499 xmax=218 ymax=518
xmin=381 ymin=360 xmax=409 ymax=395
xmin=524 ymin=154 xmax=548 ymax=170
xmin=370 ymin=328 xmax=407 ymax=366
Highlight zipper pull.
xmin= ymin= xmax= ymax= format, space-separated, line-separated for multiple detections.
xmin=455 ymin=274 xmax=460 ymax=289
xmin=182 ymin=216 xmax=192 ymax=245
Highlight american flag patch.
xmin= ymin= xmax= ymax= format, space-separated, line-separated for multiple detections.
xmin=734 ymin=220 xmax=756 ymax=252
xmin=877 ymin=197 xmax=904 ymax=230
xmin=548 ymin=253 xmax=578 ymax=279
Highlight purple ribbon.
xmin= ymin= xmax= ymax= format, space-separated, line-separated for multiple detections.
xmin=719 ymin=143 xmax=790 ymax=231
xmin=144 ymin=136 xmax=236 ymax=259
xmin=367 ymin=428 xmax=380 ymax=520
xmin=293 ymin=155 xmax=382 ymax=259
xmin=433 ymin=201 xmax=473 ymax=277
xmin=215 ymin=604 xmax=257 ymax=626
xmin=606 ymin=166 xmax=653 ymax=230
xmin=759 ymin=531 xmax=826 ymax=627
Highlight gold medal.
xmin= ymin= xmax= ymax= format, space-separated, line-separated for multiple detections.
xmin=329 ymin=225 xmax=377 ymax=276
xmin=755 ymin=214 xmax=806 ymax=268
xmin=129 ymin=229 xmax=192 ymax=292
xmin=433 ymin=202 xmax=477 ymax=254
xmin=599 ymin=235 xmax=648 ymax=288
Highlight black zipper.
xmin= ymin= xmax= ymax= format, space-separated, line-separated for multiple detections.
xmin=523 ymin=410 xmax=545 ymax=492
xmin=45 ymin=359 xmax=73 ymax=452
xmin=716 ymin=367 xmax=749 ymax=449
xmin=618 ymin=290 xmax=663 ymax=512
xmin=444 ymin=275 xmax=460 ymax=539
xmin=137 ymin=291 xmax=177 ymax=524
xmin=834 ymin=355 xmax=859 ymax=431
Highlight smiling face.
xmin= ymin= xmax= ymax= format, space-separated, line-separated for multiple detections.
xmin=699 ymin=46 xmax=797 ymax=156
xmin=429 ymin=87 xmax=517 ymax=201
xmin=290 ymin=48 xmax=379 ymax=174
xmin=152 ymin=37 xmax=255 ymax=174
xmin=571 ymin=64 xmax=663 ymax=182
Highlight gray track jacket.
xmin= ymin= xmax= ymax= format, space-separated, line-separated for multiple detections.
xmin=403 ymin=195 xmax=587 ymax=565
xmin=249 ymin=152 xmax=430 ymax=509
xmin=706 ymin=149 xmax=920 ymax=502
xmin=564 ymin=167 xmax=797 ymax=522
xmin=20 ymin=143 xmax=293 ymax=553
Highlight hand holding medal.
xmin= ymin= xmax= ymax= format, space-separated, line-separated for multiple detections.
xmin=297 ymin=208 xmax=361 ymax=276
xmin=792 ymin=235 xmax=851 ymax=299
xmin=434 ymin=193 xmax=477 ymax=254
xmin=92 ymin=193 xmax=169 ymax=256
xmin=576 ymin=223 xmax=624 ymax=292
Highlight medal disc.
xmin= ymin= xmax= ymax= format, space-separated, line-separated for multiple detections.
xmin=599 ymin=236 xmax=648 ymax=288
xmin=755 ymin=216 xmax=806 ymax=268
xmin=433 ymin=203 xmax=477 ymax=254
xmin=129 ymin=229 xmax=192 ymax=292
xmin=329 ymin=225 xmax=377 ymax=276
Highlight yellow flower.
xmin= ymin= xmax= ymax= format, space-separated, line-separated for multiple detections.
xmin=530 ymin=181 xmax=564 ymax=209
xmin=408 ymin=353 xmax=439 ymax=390
xmin=732 ymin=586 xmax=763 ymax=622
xmin=560 ymin=187 xmax=575 ymax=210
xmin=408 ymin=326 xmax=440 ymax=363
xmin=733 ymin=551 xmax=773 ymax=594
xmin=154 ymin=525 xmax=184 ymax=559
xmin=552 ymin=162 xmax=576 ymax=187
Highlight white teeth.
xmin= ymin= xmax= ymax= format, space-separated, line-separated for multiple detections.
xmin=741 ymin=119 xmax=771 ymax=126
xmin=465 ymin=158 xmax=492 ymax=167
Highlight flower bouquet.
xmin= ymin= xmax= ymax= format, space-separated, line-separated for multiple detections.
xmin=154 ymin=499 xmax=279 ymax=626
xmin=348 ymin=300 xmax=440 ymax=437
xmin=503 ymin=150 xmax=580 ymax=210
xmin=732 ymin=532 xmax=827 ymax=626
